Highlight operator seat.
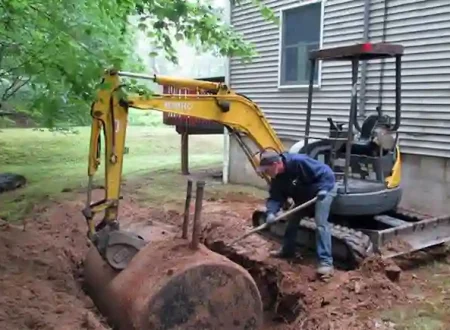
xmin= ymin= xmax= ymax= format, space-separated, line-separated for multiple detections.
xmin=300 ymin=114 xmax=397 ymax=194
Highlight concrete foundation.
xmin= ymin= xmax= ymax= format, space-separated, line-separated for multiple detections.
xmin=227 ymin=136 xmax=450 ymax=216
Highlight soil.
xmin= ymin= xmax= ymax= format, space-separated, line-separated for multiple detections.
xmin=0 ymin=178 xmax=443 ymax=330
xmin=0 ymin=198 xmax=107 ymax=330
xmin=380 ymin=238 xmax=413 ymax=255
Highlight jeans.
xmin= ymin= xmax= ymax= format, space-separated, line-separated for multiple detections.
xmin=281 ymin=186 xmax=337 ymax=267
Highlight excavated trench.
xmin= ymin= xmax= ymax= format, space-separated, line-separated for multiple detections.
xmin=203 ymin=239 xmax=307 ymax=324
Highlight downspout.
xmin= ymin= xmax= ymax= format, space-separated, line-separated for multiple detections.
xmin=376 ymin=0 xmax=389 ymax=114
xmin=358 ymin=0 xmax=371 ymax=116
xmin=222 ymin=0 xmax=232 ymax=184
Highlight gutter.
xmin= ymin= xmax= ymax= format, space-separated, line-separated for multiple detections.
xmin=222 ymin=0 xmax=232 ymax=184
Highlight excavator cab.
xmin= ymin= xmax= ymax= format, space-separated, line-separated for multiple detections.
xmin=300 ymin=42 xmax=403 ymax=216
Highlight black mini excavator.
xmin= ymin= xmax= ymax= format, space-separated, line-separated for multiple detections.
xmin=252 ymin=42 xmax=450 ymax=269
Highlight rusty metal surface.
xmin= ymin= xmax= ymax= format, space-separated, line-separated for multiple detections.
xmin=83 ymin=247 xmax=121 ymax=326
xmin=83 ymin=239 xmax=263 ymax=330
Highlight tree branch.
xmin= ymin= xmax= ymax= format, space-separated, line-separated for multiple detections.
xmin=0 ymin=109 xmax=29 ymax=118
xmin=0 ymin=42 xmax=6 ymax=70
xmin=1 ymin=75 xmax=20 ymax=100
xmin=0 ymin=110 xmax=17 ymax=117
xmin=1 ymin=75 xmax=32 ymax=101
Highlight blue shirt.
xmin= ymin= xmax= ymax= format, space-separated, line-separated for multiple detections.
xmin=265 ymin=152 xmax=335 ymax=215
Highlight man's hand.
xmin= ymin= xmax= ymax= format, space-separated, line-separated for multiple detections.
xmin=282 ymin=198 xmax=294 ymax=211
xmin=317 ymin=190 xmax=328 ymax=201
xmin=266 ymin=213 xmax=276 ymax=224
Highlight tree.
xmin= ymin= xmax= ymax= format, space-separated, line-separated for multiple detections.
xmin=0 ymin=0 xmax=276 ymax=127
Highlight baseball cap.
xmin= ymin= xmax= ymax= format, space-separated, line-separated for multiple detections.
xmin=257 ymin=150 xmax=281 ymax=171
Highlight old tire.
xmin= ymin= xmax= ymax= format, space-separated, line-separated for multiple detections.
xmin=0 ymin=173 xmax=26 ymax=194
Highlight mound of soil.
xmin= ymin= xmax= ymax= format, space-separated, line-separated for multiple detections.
xmin=0 ymin=201 xmax=108 ymax=330
xmin=0 ymin=187 xmax=410 ymax=330
xmin=195 ymin=200 xmax=409 ymax=330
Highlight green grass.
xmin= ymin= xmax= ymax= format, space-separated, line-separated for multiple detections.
xmin=128 ymin=111 xmax=164 ymax=127
xmin=130 ymin=170 xmax=266 ymax=208
xmin=0 ymin=120 xmax=224 ymax=221
xmin=379 ymin=256 xmax=450 ymax=330
xmin=381 ymin=298 xmax=450 ymax=330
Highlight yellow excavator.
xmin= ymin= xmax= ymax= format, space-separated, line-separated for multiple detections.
xmin=81 ymin=66 xmax=289 ymax=330
xmin=81 ymin=42 xmax=450 ymax=330
xmin=82 ymin=68 xmax=285 ymax=270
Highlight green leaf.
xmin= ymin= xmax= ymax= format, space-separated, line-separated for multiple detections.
xmin=137 ymin=23 xmax=147 ymax=31
xmin=0 ymin=0 xmax=276 ymax=128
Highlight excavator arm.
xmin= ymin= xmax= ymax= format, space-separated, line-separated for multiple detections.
xmin=82 ymin=69 xmax=285 ymax=268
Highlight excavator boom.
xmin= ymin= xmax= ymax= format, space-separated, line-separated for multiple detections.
xmin=82 ymin=69 xmax=284 ymax=264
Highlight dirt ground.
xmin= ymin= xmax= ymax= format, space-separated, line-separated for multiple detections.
xmin=0 ymin=171 xmax=449 ymax=330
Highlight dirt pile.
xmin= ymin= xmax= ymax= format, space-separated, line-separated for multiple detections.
xmin=295 ymin=257 xmax=407 ymax=330
xmin=197 ymin=201 xmax=409 ymax=330
xmin=0 ymin=188 xmax=411 ymax=330
xmin=0 ymin=201 xmax=109 ymax=330
xmin=0 ymin=184 xmax=183 ymax=330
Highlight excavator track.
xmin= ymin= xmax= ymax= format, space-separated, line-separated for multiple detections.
xmin=252 ymin=211 xmax=374 ymax=270
xmin=300 ymin=217 xmax=374 ymax=268
xmin=252 ymin=207 xmax=450 ymax=270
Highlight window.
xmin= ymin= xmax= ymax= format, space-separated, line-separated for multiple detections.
xmin=278 ymin=1 xmax=323 ymax=88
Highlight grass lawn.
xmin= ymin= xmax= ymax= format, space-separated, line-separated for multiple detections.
xmin=0 ymin=115 xmax=225 ymax=221
xmin=379 ymin=256 xmax=450 ymax=330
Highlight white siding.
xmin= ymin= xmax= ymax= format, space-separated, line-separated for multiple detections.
xmin=229 ymin=0 xmax=450 ymax=157
xmin=365 ymin=0 xmax=450 ymax=157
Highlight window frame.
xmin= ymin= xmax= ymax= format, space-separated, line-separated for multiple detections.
xmin=277 ymin=0 xmax=325 ymax=90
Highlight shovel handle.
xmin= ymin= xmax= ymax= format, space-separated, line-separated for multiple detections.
xmin=272 ymin=196 xmax=318 ymax=223
xmin=229 ymin=196 xmax=318 ymax=246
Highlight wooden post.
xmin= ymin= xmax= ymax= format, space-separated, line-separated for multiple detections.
xmin=191 ymin=180 xmax=205 ymax=250
xmin=181 ymin=131 xmax=189 ymax=175
xmin=182 ymin=179 xmax=193 ymax=239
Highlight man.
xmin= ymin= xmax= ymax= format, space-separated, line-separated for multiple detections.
xmin=257 ymin=150 xmax=337 ymax=277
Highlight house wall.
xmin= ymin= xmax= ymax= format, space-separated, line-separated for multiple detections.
xmin=227 ymin=0 xmax=450 ymax=214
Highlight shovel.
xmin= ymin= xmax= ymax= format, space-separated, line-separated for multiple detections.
xmin=229 ymin=196 xmax=318 ymax=246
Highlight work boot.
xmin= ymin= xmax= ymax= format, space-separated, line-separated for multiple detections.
xmin=316 ymin=265 xmax=334 ymax=279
